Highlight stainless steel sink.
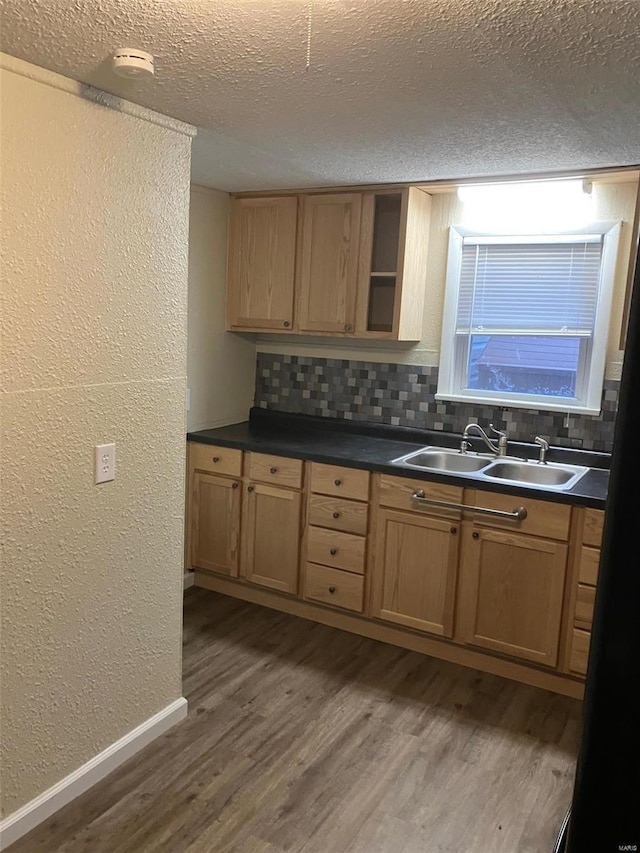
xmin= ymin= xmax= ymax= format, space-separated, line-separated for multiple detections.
xmin=481 ymin=459 xmax=589 ymax=490
xmin=391 ymin=447 xmax=494 ymax=473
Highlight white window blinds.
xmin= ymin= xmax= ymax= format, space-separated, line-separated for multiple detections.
xmin=456 ymin=235 xmax=604 ymax=336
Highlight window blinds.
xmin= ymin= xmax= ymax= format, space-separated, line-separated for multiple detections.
xmin=456 ymin=235 xmax=604 ymax=336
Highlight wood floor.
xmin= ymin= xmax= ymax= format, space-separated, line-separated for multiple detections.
xmin=9 ymin=587 xmax=582 ymax=853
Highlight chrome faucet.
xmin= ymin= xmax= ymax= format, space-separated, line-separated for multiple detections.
xmin=461 ymin=422 xmax=509 ymax=457
xmin=534 ymin=436 xmax=549 ymax=464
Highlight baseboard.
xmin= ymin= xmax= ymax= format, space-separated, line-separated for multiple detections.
xmin=183 ymin=571 xmax=195 ymax=590
xmin=0 ymin=697 xmax=188 ymax=850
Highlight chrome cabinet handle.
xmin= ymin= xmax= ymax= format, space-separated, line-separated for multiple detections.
xmin=411 ymin=490 xmax=527 ymax=521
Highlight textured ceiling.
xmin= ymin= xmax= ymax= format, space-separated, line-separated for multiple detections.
xmin=1 ymin=0 xmax=639 ymax=191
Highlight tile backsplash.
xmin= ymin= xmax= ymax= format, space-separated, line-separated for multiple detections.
xmin=255 ymin=353 xmax=619 ymax=453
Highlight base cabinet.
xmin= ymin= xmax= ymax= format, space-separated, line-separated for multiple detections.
xmin=242 ymin=482 xmax=303 ymax=594
xmin=456 ymin=525 xmax=568 ymax=668
xmin=190 ymin=471 xmax=241 ymax=577
xmin=371 ymin=508 xmax=459 ymax=637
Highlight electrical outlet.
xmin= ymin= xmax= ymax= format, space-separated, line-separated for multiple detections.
xmin=95 ymin=443 xmax=116 ymax=484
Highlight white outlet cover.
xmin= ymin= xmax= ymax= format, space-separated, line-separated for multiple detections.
xmin=95 ymin=443 xmax=116 ymax=484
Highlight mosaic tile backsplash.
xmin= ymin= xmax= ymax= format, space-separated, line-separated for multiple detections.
xmin=255 ymin=353 xmax=620 ymax=453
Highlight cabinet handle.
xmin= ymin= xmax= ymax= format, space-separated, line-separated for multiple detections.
xmin=450 ymin=526 xmax=457 ymax=534
xmin=334 ymin=479 xmax=342 ymax=486
xmin=212 ymin=456 xmax=220 ymax=463
xmin=270 ymin=467 xmax=278 ymax=474
xmin=410 ymin=490 xmax=527 ymax=522
xmin=330 ymin=548 xmax=338 ymax=555
xmin=344 ymin=323 xmax=352 ymax=332
xmin=329 ymin=586 xmax=336 ymax=594
xmin=283 ymin=321 xmax=290 ymax=328
xmin=472 ymin=531 xmax=480 ymax=540
xmin=332 ymin=511 xmax=340 ymax=519
xmin=232 ymin=482 xmax=239 ymax=490
xmin=248 ymin=485 xmax=255 ymax=493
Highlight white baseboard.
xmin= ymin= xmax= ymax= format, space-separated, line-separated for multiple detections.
xmin=0 ymin=697 xmax=187 ymax=850
xmin=183 ymin=571 xmax=194 ymax=590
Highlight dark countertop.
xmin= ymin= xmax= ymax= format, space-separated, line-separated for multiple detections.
xmin=187 ymin=408 xmax=610 ymax=509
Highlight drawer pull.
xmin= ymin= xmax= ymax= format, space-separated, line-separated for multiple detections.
xmin=411 ymin=490 xmax=527 ymax=522
xmin=334 ymin=479 xmax=342 ymax=486
xmin=270 ymin=467 xmax=278 ymax=474
xmin=329 ymin=586 xmax=336 ymax=594
xmin=450 ymin=526 xmax=457 ymax=534
xmin=330 ymin=548 xmax=338 ymax=555
xmin=212 ymin=456 xmax=220 ymax=463
xmin=332 ymin=511 xmax=341 ymax=519
xmin=472 ymin=531 xmax=480 ymax=540
xmin=232 ymin=482 xmax=238 ymax=490
xmin=248 ymin=485 xmax=254 ymax=493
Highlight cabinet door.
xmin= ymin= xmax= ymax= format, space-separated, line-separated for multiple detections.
xmin=371 ymin=509 xmax=460 ymax=637
xmin=191 ymin=472 xmax=241 ymax=576
xmin=242 ymin=482 xmax=302 ymax=594
xmin=297 ymin=193 xmax=362 ymax=333
xmin=457 ymin=526 xmax=568 ymax=667
xmin=227 ymin=196 xmax=298 ymax=331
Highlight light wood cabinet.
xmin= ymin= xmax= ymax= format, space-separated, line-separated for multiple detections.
xmin=371 ymin=508 xmax=459 ymax=637
xmin=190 ymin=471 xmax=241 ymax=577
xmin=297 ymin=193 xmax=362 ymax=334
xmin=226 ymin=196 xmax=298 ymax=331
xmin=456 ymin=525 xmax=568 ymax=667
xmin=242 ymin=481 xmax=303 ymax=595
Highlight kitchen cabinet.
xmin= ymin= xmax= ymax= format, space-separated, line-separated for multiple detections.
xmin=297 ymin=193 xmax=362 ymax=334
xmin=226 ymin=196 xmax=298 ymax=332
xmin=242 ymin=481 xmax=303 ymax=595
xmin=226 ymin=186 xmax=431 ymax=340
xmin=188 ymin=444 xmax=243 ymax=577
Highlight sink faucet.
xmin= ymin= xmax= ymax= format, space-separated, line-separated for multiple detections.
xmin=461 ymin=422 xmax=509 ymax=457
xmin=534 ymin=436 xmax=549 ymax=464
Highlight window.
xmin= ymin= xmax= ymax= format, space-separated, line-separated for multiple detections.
xmin=437 ymin=222 xmax=621 ymax=414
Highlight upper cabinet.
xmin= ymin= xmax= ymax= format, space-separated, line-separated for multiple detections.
xmin=226 ymin=186 xmax=432 ymax=340
xmin=226 ymin=196 xmax=298 ymax=332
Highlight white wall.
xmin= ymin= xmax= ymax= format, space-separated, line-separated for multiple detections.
xmin=187 ymin=186 xmax=256 ymax=432
xmin=0 ymin=55 xmax=193 ymax=818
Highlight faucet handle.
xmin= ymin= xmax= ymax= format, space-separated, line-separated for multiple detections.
xmin=489 ymin=423 xmax=507 ymax=438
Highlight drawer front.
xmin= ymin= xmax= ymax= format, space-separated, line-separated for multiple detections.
xmin=303 ymin=563 xmax=364 ymax=612
xmin=569 ymin=628 xmax=591 ymax=676
xmin=578 ymin=545 xmax=600 ymax=587
xmin=308 ymin=494 xmax=369 ymax=536
xmin=310 ymin=462 xmax=370 ymax=501
xmin=583 ymin=508 xmax=605 ymax=548
xmin=190 ymin=442 xmax=243 ymax=477
xmin=247 ymin=452 xmax=303 ymax=488
xmin=306 ymin=526 xmax=366 ymax=574
xmin=464 ymin=489 xmax=571 ymax=541
xmin=378 ymin=474 xmax=463 ymax=517
xmin=575 ymin=583 xmax=596 ymax=629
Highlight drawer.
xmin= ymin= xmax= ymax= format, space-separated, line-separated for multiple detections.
xmin=247 ymin=452 xmax=303 ymax=488
xmin=306 ymin=526 xmax=366 ymax=574
xmin=575 ymin=583 xmax=596 ymax=629
xmin=569 ymin=628 xmax=591 ymax=676
xmin=378 ymin=474 xmax=463 ymax=517
xmin=310 ymin=462 xmax=370 ymax=501
xmin=190 ymin=442 xmax=242 ymax=477
xmin=583 ymin=508 xmax=605 ymax=548
xmin=303 ymin=563 xmax=364 ymax=613
xmin=578 ymin=545 xmax=600 ymax=586
xmin=464 ymin=489 xmax=571 ymax=541
xmin=308 ymin=494 xmax=369 ymax=536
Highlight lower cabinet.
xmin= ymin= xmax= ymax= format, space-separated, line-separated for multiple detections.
xmin=190 ymin=471 xmax=241 ymax=577
xmin=242 ymin=481 xmax=303 ymax=594
xmin=456 ymin=525 xmax=568 ymax=667
xmin=370 ymin=508 xmax=459 ymax=637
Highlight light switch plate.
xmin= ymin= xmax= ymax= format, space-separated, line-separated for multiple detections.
xmin=95 ymin=443 xmax=116 ymax=484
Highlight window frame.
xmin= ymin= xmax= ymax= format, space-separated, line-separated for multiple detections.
xmin=436 ymin=221 xmax=622 ymax=415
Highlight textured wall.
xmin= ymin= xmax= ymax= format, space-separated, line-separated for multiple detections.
xmin=0 ymin=55 xmax=193 ymax=817
xmin=256 ymin=180 xmax=638 ymax=380
xmin=187 ymin=186 xmax=256 ymax=432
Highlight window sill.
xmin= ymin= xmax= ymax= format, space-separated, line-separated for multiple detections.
xmin=434 ymin=392 xmax=601 ymax=417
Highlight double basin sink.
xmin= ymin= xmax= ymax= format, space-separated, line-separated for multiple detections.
xmin=391 ymin=446 xmax=590 ymax=491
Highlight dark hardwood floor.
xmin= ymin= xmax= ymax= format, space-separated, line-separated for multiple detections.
xmin=8 ymin=586 xmax=582 ymax=852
